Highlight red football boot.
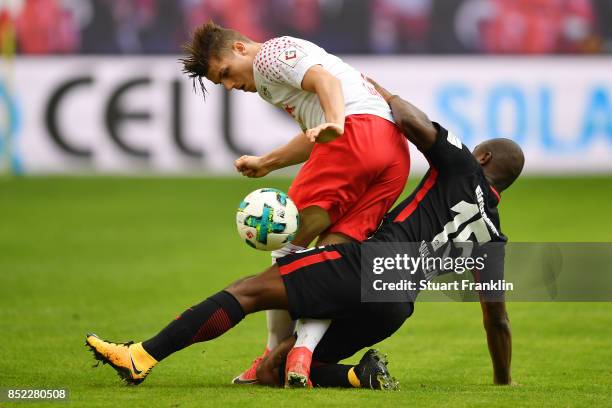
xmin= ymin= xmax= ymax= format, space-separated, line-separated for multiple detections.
xmin=285 ymin=346 xmax=313 ymax=388
xmin=232 ymin=349 xmax=269 ymax=385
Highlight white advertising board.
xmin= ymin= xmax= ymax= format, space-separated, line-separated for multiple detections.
xmin=1 ymin=56 xmax=611 ymax=174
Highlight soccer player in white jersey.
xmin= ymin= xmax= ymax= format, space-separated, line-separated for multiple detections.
xmin=181 ymin=22 xmax=410 ymax=387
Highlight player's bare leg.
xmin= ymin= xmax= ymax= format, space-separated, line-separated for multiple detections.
xmin=291 ymin=206 xmax=332 ymax=247
xmin=317 ymin=231 xmax=354 ymax=245
xmin=86 ymin=266 xmax=288 ymax=385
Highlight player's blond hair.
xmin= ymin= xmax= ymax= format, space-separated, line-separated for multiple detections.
xmin=180 ymin=21 xmax=252 ymax=95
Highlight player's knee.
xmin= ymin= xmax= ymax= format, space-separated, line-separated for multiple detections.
xmin=317 ymin=232 xmax=353 ymax=246
xmin=226 ymin=275 xmax=262 ymax=313
xmin=483 ymin=313 xmax=510 ymax=332
xmin=482 ymin=302 xmax=510 ymax=330
xmin=292 ymin=206 xmax=331 ymax=246
xmin=226 ymin=267 xmax=283 ymax=313
xmin=227 ymin=263 xmax=288 ymax=315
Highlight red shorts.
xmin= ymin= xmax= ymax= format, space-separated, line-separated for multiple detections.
xmin=288 ymin=114 xmax=410 ymax=241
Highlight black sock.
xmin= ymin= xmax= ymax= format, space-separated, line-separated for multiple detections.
xmin=310 ymin=362 xmax=354 ymax=388
xmin=142 ymin=291 xmax=244 ymax=361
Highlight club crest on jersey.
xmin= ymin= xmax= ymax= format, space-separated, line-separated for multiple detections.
xmin=260 ymin=85 xmax=271 ymax=99
xmin=278 ymin=45 xmax=306 ymax=68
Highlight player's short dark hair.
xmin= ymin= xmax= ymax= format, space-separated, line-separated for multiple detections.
xmin=180 ymin=21 xmax=251 ymax=95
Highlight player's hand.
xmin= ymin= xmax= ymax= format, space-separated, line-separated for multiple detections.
xmin=366 ymin=77 xmax=394 ymax=102
xmin=305 ymin=122 xmax=344 ymax=143
xmin=234 ymin=155 xmax=270 ymax=178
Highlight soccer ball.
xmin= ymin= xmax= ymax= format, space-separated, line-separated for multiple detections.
xmin=236 ymin=188 xmax=300 ymax=251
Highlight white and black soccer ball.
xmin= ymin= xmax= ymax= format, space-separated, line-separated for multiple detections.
xmin=236 ymin=188 xmax=300 ymax=251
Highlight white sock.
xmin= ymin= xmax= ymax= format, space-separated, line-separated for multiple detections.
xmin=294 ymin=318 xmax=331 ymax=352
xmin=271 ymin=242 xmax=305 ymax=263
xmin=265 ymin=309 xmax=295 ymax=351
xmin=265 ymin=243 xmax=305 ymax=351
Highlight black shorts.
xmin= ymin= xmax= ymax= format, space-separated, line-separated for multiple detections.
xmin=279 ymin=301 xmax=413 ymax=384
xmin=312 ymin=302 xmax=413 ymax=363
xmin=277 ymin=242 xmax=364 ymax=320
xmin=277 ymin=242 xmax=414 ymax=362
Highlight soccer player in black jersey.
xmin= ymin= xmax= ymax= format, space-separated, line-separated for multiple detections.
xmin=86 ymin=79 xmax=524 ymax=389
xmin=252 ymin=78 xmax=524 ymax=388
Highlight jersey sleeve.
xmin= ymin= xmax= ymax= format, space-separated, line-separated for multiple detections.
xmin=253 ymin=37 xmax=324 ymax=90
xmin=423 ymin=122 xmax=480 ymax=175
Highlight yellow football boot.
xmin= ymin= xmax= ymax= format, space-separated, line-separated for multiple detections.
xmin=85 ymin=333 xmax=157 ymax=385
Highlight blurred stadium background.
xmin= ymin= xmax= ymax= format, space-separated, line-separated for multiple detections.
xmin=1 ymin=1 xmax=611 ymax=407
xmin=1 ymin=0 xmax=612 ymax=175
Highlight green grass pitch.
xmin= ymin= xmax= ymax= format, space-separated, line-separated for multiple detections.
xmin=1 ymin=176 xmax=611 ymax=407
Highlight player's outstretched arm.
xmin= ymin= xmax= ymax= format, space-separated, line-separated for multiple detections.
xmin=480 ymin=298 xmax=513 ymax=385
xmin=234 ymin=132 xmax=314 ymax=177
xmin=367 ymin=78 xmax=437 ymax=152
xmin=302 ymin=65 xmax=345 ymax=143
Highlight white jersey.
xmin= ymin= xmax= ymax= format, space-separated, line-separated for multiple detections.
xmin=253 ymin=36 xmax=394 ymax=132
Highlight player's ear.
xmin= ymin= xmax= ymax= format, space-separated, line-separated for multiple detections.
xmin=473 ymin=145 xmax=492 ymax=166
xmin=232 ymin=41 xmax=247 ymax=55
xmin=478 ymin=151 xmax=492 ymax=166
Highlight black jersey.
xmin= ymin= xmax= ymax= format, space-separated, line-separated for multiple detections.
xmin=372 ymin=122 xmax=507 ymax=247
xmin=277 ymin=122 xmax=508 ymax=322
xmin=364 ymin=123 xmax=507 ymax=300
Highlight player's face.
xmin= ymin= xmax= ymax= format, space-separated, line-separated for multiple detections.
xmin=207 ymin=43 xmax=256 ymax=93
